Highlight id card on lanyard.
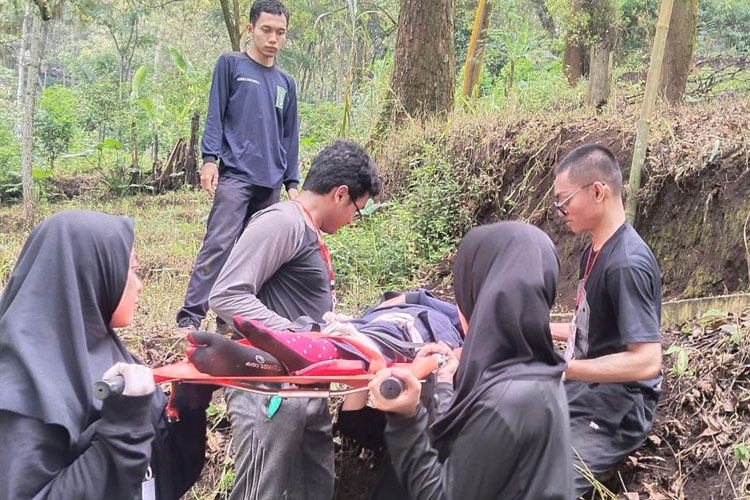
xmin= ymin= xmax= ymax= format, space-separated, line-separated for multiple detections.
xmin=142 ymin=466 xmax=156 ymax=500
xmin=564 ymin=246 xmax=600 ymax=364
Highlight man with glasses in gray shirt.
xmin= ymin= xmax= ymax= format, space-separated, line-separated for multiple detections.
xmin=207 ymin=140 xmax=381 ymax=500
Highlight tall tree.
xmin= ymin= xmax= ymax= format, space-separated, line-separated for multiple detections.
xmin=584 ymin=0 xmax=616 ymax=107
xmin=219 ymin=0 xmax=242 ymax=51
xmin=562 ymin=0 xmax=585 ymax=85
xmin=389 ymin=0 xmax=456 ymax=120
xmin=532 ymin=0 xmax=556 ymax=38
xmin=659 ymin=0 xmax=698 ymax=103
xmin=21 ymin=9 xmax=43 ymax=228
xmin=16 ymin=4 xmax=30 ymax=133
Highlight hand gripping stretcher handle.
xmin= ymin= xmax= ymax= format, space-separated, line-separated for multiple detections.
xmin=379 ymin=354 xmax=445 ymax=400
xmin=94 ymin=353 xmax=450 ymax=400
xmin=94 ymin=375 xmax=125 ymax=400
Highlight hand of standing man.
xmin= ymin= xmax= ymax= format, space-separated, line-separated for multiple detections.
xmin=200 ymin=162 xmax=219 ymax=196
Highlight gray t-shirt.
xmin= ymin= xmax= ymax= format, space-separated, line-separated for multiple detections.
xmin=209 ymin=201 xmax=333 ymax=330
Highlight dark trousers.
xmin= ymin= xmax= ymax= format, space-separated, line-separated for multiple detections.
xmin=566 ymin=380 xmax=659 ymax=499
xmin=176 ymin=176 xmax=280 ymax=327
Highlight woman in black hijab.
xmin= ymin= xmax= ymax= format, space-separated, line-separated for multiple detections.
xmin=369 ymin=221 xmax=573 ymax=500
xmin=0 ymin=210 xmax=212 ymax=500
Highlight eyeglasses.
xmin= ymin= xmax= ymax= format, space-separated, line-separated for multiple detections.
xmin=349 ymin=194 xmax=364 ymax=220
xmin=552 ymin=183 xmax=595 ymax=216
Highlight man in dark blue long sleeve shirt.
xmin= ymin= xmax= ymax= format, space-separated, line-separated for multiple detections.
xmin=177 ymin=0 xmax=299 ymax=331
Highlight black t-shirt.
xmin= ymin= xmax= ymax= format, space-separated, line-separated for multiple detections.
xmin=574 ymin=223 xmax=662 ymax=390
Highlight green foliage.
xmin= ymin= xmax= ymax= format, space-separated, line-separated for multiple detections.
xmin=76 ymin=79 xmax=126 ymax=142
xmin=404 ymin=146 xmax=473 ymax=260
xmin=496 ymin=16 xmax=534 ymax=94
xmin=131 ymin=65 xmax=148 ymax=101
xmin=92 ymin=138 xmax=135 ymax=196
xmin=298 ymin=100 xmax=341 ymax=155
xmin=619 ymin=0 xmax=659 ymax=56
xmin=733 ymin=442 xmax=750 ymax=462
xmin=483 ymin=59 xmax=584 ymax=112
xmin=328 ymin=202 xmax=423 ymax=311
xmin=698 ymin=308 xmax=730 ymax=328
xmin=698 ymin=0 xmax=750 ymax=53
xmin=326 ymin=142 xmax=473 ymax=311
xmin=0 ymin=122 xmax=22 ymax=204
xmin=35 ymin=86 xmax=78 ymax=169
xmin=665 ymin=345 xmax=692 ymax=377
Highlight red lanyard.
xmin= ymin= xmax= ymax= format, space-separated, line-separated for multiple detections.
xmin=294 ymin=201 xmax=336 ymax=307
xmin=565 ymin=244 xmax=601 ymax=364
xmin=575 ymin=244 xmax=600 ymax=313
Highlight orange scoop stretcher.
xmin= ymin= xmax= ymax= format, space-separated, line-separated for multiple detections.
xmin=94 ymin=335 xmax=459 ymax=420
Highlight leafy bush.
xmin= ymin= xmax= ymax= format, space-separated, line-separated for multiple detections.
xmin=0 ymin=122 xmax=22 ymax=204
xmin=698 ymin=0 xmax=750 ymax=53
xmin=404 ymin=145 xmax=473 ymax=261
xmin=35 ymin=86 xmax=78 ymax=169
xmin=298 ymin=100 xmax=341 ymax=157
xmin=327 ymin=145 xmax=473 ymax=310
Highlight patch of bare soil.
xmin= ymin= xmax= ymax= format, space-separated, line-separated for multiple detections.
xmin=43 ymin=173 xmax=102 ymax=200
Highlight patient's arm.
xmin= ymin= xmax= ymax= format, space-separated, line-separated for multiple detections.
xmin=374 ymin=293 xmax=406 ymax=310
xmin=342 ymin=392 xmax=368 ymax=411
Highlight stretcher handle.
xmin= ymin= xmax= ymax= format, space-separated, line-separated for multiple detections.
xmin=380 ymin=354 xmax=445 ymax=400
xmin=94 ymin=375 xmax=125 ymax=400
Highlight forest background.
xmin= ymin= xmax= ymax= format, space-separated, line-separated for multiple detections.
xmin=1 ymin=0 xmax=750 ymax=498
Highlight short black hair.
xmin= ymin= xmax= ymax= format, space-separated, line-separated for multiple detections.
xmin=555 ymin=144 xmax=623 ymax=195
xmin=303 ymin=140 xmax=382 ymax=200
xmin=250 ymin=0 xmax=289 ymax=26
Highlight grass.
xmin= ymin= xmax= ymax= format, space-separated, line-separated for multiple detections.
xmin=0 ymin=190 xmax=211 ymax=344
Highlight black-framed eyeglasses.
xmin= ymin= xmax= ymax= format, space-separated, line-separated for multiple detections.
xmin=552 ymin=182 xmax=595 ymax=216
xmin=349 ymin=194 xmax=364 ymax=220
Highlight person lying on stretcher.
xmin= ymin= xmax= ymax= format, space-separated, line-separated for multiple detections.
xmin=185 ymin=289 xmax=464 ymax=377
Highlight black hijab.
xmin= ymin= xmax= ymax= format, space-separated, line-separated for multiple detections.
xmin=0 ymin=210 xmax=137 ymax=445
xmin=430 ymin=221 xmax=566 ymax=445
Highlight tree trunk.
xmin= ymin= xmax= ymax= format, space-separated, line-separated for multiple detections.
xmin=15 ymin=4 xmax=30 ymax=134
xmin=584 ymin=0 xmax=616 ymax=107
xmin=152 ymin=133 xmax=160 ymax=179
xmin=33 ymin=0 xmax=53 ymax=20
xmin=21 ymin=11 xmax=42 ymax=229
xmin=154 ymin=23 xmax=163 ymax=81
xmin=506 ymin=59 xmax=516 ymax=96
xmin=533 ymin=0 xmax=557 ymax=38
xmin=562 ymin=0 xmax=584 ymax=85
xmin=219 ymin=0 xmax=240 ymax=51
xmin=186 ymin=111 xmax=200 ymax=187
xmin=335 ymin=36 xmax=345 ymax=102
xmin=389 ymin=0 xmax=456 ymax=121
xmin=130 ymin=121 xmax=138 ymax=170
xmin=462 ymin=0 xmax=493 ymax=99
xmin=659 ymin=0 xmax=698 ymax=103
xmin=586 ymin=42 xmax=613 ymax=107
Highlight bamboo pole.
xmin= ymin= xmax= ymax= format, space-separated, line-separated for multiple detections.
xmin=462 ymin=0 xmax=493 ymax=99
xmin=625 ymin=0 xmax=675 ymax=224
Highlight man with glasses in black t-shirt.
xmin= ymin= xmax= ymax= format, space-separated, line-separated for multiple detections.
xmin=550 ymin=144 xmax=663 ymax=498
